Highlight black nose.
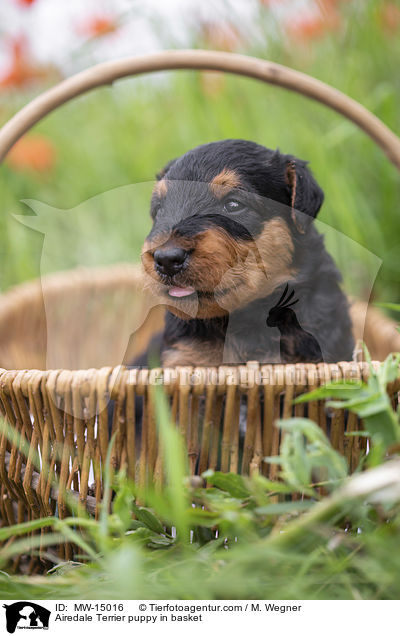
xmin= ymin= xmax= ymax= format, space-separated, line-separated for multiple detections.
xmin=154 ymin=247 xmax=188 ymax=276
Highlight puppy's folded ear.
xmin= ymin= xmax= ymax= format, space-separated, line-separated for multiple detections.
xmin=285 ymin=159 xmax=324 ymax=234
xmin=156 ymin=158 xmax=178 ymax=181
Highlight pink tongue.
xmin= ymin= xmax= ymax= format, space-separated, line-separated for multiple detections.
xmin=168 ymin=286 xmax=195 ymax=298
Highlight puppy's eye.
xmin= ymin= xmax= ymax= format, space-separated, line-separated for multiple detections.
xmin=224 ymin=199 xmax=245 ymax=213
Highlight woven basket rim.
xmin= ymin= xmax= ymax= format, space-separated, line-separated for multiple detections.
xmin=0 ymin=262 xmax=142 ymax=314
xmin=0 ymin=50 xmax=399 ymax=170
xmin=0 ymin=360 xmax=389 ymax=390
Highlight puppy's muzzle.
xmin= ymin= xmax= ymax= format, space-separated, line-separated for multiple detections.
xmin=154 ymin=246 xmax=188 ymax=277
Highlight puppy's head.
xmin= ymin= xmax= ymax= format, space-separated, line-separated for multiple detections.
xmin=142 ymin=140 xmax=324 ymax=319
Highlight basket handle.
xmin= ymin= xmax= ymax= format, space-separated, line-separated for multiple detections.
xmin=0 ymin=49 xmax=400 ymax=170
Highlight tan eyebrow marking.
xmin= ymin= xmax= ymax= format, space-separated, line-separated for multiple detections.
xmin=153 ymin=179 xmax=168 ymax=197
xmin=210 ymin=168 xmax=241 ymax=198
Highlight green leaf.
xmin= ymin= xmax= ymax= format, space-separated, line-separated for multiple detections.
xmin=99 ymin=431 xmax=117 ymax=545
xmin=293 ymin=382 xmax=363 ymax=404
xmin=187 ymin=508 xmax=220 ymax=527
xmin=379 ymin=353 xmax=400 ymax=385
xmin=128 ymin=520 xmax=147 ymax=530
xmin=293 ymin=353 xmax=400 ymax=454
xmin=0 ymin=517 xmax=56 ymax=541
xmin=203 ymin=472 xmax=250 ymax=498
xmin=255 ymin=501 xmax=315 ymax=515
xmin=0 ymin=533 xmax=67 ymax=566
xmin=132 ymin=505 xmax=165 ymax=534
xmin=152 ymin=383 xmax=189 ymax=541
xmin=249 ymin=475 xmax=295 ymax=494
xmin=268 ymin=418 xmax=348 ymax=496
xmin=46 ymin=561 xmax=84 ymax=576
xmin=126 ymin=527 xmax=155 ymax=544
xmin=113 ymin=478 xmax=135 ymax=532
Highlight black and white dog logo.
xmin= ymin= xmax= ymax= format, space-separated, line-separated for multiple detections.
xmin=3 ymin=602 xmax=50 ymax=634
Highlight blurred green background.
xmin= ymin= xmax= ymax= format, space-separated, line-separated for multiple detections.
xmin=0 ymin=0 xmax=399 ymax=302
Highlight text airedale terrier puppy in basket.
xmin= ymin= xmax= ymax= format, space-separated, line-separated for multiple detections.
xmin=140 ymin=139 xmax=354 ymax=366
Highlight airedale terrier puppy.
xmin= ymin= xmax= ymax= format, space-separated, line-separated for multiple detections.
xmin=140 ymin=139 xmax=354 ymax=365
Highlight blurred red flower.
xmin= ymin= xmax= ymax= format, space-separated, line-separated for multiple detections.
xmin=17 ymin=0 xmax=36 ymax=5
xmin=7 ymin=135 xmax=56 ymax=174
xmin=77 ymin=15 xmax=119 ymax=39
xmin=199 ymin=21 xmax=242 ymax=51
xmin=381 ymin=2 xmax=400 ymax=33
xmin=286 ymin=2 xmax=341 ymax=42
xmin=0 ymin=36 xmax=55 ymax=89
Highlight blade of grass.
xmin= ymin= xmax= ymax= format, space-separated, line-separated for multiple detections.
xmin=151 ymin=381 xmax=189 ymax=543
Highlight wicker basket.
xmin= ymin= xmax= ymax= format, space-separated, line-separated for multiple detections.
xmin=1 ymin=51 xmax=400 ymax=568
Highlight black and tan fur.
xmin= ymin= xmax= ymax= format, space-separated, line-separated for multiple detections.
xmin=139 ymin=139 xmax=354 ymax=366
